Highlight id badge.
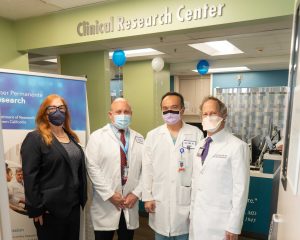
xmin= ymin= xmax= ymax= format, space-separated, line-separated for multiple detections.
xmin=123 ymin=166 xmax=129 ymax=180
xmin=182 ymin=140 xmax=196 ymax=149
xmin=196 ymin=147 xmax=204 ymax=157
xmin=178 ymin=160 xmax=185 ymax=172
xmin=178 ymin=148 xmax=185 ymax=172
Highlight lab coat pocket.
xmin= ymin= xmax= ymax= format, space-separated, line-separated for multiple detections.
xmin=177 ymin=186 xmax=191 ymax=206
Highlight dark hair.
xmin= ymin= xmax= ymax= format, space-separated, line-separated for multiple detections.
xmin=200 ymin=96 xmax=227 ymax=118
xmin=160 ymin=92 xmax=185 ymax=108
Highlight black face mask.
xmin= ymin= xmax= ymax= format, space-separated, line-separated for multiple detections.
xmin=162 ymin=110 xmax=180 ymax=115
xmin=48 ymin=110 xmax=66 ymax=126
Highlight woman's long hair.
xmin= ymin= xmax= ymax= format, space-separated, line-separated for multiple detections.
xmin=35 ymin=94 xmax=79 ymax=145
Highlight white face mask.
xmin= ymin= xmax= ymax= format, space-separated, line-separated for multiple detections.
xmin=202 ymin=115 xmax=223 ymax=133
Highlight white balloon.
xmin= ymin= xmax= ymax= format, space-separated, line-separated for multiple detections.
xmin=152 ymin=57 xmax=164 ymax=72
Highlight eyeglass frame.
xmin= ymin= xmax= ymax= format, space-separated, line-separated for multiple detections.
xmin=46 ymin=105 xmax=67 ymax=114
xmin=161 ymin=104 xmax=183 ymax=112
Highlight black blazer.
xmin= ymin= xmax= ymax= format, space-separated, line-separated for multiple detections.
xmin=21 ymin=130 xmax=87 ymax=218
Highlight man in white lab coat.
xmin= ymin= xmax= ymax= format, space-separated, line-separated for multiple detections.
xmin=143 ymin=92 xmax=204 ymax=240
xmin=190 ymin=96 xmax=250 ymax=240
xmin=7 ymin=168 xmax=26 ymax=209
xmin=85 ymin=98 xmax=143 ymax=240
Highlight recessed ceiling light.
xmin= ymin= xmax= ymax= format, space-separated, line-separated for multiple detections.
xmin=44 ymin=58 xmax=57 ymax=63
xmin=189 ymin=40 xmax=243 ymax=56
xmin=109 ymin=48 xmax=164 ymax=58
xmin=192 ymin=66 xmax=250 ymax=73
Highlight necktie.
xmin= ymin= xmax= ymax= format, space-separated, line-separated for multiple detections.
xmin=119 ymin=130 xmax=127 ymax=185
xmin=201 ymin=137 xmax=213 ymax=165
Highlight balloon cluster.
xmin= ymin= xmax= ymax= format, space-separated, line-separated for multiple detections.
xmin=112 ymin=50 xmax=166 ymax=73
xmin=111 ymin=50 xmax=209 ymax=76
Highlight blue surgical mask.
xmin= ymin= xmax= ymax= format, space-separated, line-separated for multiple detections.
xmin=48 ymin=110 xmax=66 ymax=126
xmin=113 ymin=114 xmax=131 ymax=130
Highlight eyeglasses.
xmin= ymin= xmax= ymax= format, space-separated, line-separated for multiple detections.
xmin=161 ymin=105 xmax=181 ymax=112
xmin=46 ymin=105 xmax=67 ymax=114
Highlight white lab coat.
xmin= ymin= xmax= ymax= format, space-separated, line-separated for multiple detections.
xmin=142 ymin=122 xmax=203 ymax=236
xmin=85 ymin=124 xmax=144 ymax=230
xmin=190 ymin=129 xmax=250 ymax=240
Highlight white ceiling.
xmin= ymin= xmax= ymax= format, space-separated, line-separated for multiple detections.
xmin=0 ymin=0 xmax=117 ymax=20
xmin=0 ymin=0 xmax=294 ymax=75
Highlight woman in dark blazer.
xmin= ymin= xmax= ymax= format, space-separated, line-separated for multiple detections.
xmin=21 ymin=94 xmax=87 ymax=240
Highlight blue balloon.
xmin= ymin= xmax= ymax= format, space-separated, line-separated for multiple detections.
xmin=112 ymin=49 xmax=126 ymax=67
xmin=197 ymin=59 xmax=209 ymax=75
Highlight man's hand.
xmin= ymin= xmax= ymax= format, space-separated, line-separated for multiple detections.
xmin=124 ymin=193 xmax=138 ymax=209
xmin=144 ymin=200 xmax=156 ymax=213
xmin=109 ymin=192 xmax=124 ymax=211
xmin=225 ymin=231 xmax=238 ymax=240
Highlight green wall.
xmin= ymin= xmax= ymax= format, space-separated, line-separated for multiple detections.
xmin=0 ymin=17 xmax=28 ymax=71
xmin=60 ymin=51 xmax=110 ymax=132
xmin=14 ymin=0 xmax=293 ymax=51
xmin=123 ymin=61 xmax=170 ymax=136
xmin=153 ymin=66 xmax=171 ymax=128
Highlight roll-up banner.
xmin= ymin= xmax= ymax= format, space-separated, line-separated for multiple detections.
xmin=0 ymin=68 xmax=87 ymax=240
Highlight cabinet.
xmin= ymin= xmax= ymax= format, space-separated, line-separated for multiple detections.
xmin=176 ymin=75 xmax=211 ymax=115
xmin=242 ymin=153 xmax=281 ymax=239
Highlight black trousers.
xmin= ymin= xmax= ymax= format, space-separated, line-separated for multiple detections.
xmin=34 ymin=205 xmax=80 ymax=240
xmin=94 ymin=211 xmax=134 ymax=240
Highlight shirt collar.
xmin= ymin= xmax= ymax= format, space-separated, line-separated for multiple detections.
xmin=110 ymin=123 xmax=129 ymax=134
xmin=209 ymin=128 xmax=226 ymax=142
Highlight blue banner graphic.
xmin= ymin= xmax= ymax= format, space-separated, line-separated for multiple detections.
xmin=0 ymin=71 xmax=86 ymax=130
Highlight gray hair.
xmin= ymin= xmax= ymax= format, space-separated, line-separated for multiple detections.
xmin=199 ymin=96 xmax=227 ymax=118
xmin=15 ymin=168 xmax=23 ymax=174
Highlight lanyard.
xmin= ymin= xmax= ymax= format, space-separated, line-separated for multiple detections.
xmin=178 ymin=148 xmax=185 ymax=172
xmin=110 ymin=124 xmax=130 ymax=159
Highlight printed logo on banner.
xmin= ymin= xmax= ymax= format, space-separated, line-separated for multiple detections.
xmin=0 ymin=72 xmax=86 ymax=130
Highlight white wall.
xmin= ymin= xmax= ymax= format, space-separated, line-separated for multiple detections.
xmin=29 ymin=64 xmax=59 ymax=74
xmin=276 ymin=1 xmax=300 ymax=239
xmin=277 ymin=178 xmax=300 ymax=239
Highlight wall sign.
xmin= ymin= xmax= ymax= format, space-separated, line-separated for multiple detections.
xmin=77 ymin=3 xmax=225 ymax=36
